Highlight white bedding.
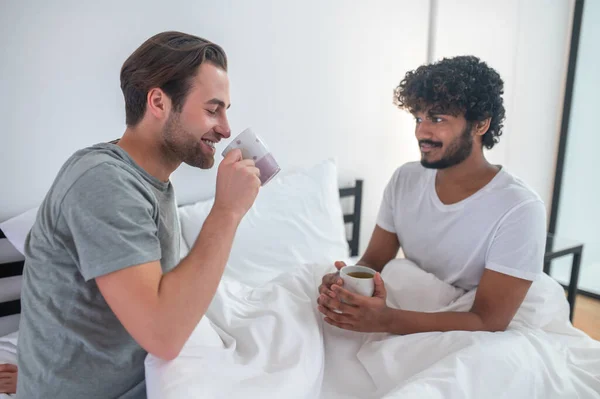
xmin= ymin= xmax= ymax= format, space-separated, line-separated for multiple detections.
xmin=145 ymin=259 xmax=600 ymax=399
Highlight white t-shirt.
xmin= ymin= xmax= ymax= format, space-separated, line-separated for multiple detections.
xmin=376 ymin=162 xmax=547 ymax=291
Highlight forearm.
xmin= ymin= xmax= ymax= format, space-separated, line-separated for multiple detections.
xmin=154 ymin=207 xmax=240 ymax=353
xmin=356 ymin=257 xmax=385 ymax=273
xmin=354 ymin=225 xmax=400 ymax=273
xmin=383 ymin=308 xmax=495 ymax=335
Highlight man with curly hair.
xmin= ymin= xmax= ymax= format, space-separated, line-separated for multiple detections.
xmin=318 ymin=56 xmax=547 ymax=334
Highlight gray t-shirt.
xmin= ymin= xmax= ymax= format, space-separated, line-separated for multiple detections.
xmin=16 ymin=142 xmax=180 ymax=398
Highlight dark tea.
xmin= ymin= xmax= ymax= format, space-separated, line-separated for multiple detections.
xmin=347 ymin=272 xmax=374 ymax=279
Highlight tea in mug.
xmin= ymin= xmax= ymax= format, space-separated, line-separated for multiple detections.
xmin=346 ymin=272 xmax=374 ymax=279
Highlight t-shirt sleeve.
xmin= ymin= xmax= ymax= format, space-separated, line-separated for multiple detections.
xmin=485 ymin=199 xmax=547 ymax=281
xmin=60 ymin=163 xmax=162 ymax=281
xmin=376 ymin=168 xmax=401 ymax=233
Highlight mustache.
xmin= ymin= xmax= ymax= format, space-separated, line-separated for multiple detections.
xmin=419 ymin=139 xmax=442 ymax=147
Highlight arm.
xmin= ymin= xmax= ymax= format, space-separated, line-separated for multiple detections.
xmin=358 ymin=167 xmax=403 ymax=273
xmin=356 ymin=225 xmax=400 ymax=273
xmin=96 ymin=207 xmax=240 ymax=360
xmin=321 ymin=268 xmax=532 ymax=334
xmin=382 ymin=269 xmax=532 ymax=333
xmin=96 ymin=150 xmax=260 ymax=360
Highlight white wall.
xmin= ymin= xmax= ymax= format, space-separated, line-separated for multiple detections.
xmin=431 ymin=0 xmax=574 ymax=209
xmin=0 ymin=0 xmax=429 ymax=254
xmin=553 ymin=0 xmax=600 ymax=294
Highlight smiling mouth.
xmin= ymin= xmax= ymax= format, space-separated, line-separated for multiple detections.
xmin=419 ymin=142 xmax=441 ymax=153
xmin=201 ymin=139 xmax=217 ymax=149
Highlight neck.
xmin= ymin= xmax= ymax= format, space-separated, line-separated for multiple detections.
xmin=117 ymin=124 xmax=181 ymax=182
xmin=436 ymin=149 xmax=498 ymax=186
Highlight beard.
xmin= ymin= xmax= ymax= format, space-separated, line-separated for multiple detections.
xmin=162 ymin=111 xmax=214 ymax=169
xmin=420 ymin=122 xmax=473 ymax=169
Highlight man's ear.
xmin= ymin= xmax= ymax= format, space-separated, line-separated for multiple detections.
xmin=474 ymin=118 xmax=492 ymax=136
xmin=146 ymin=88 xmax=172 ymax=121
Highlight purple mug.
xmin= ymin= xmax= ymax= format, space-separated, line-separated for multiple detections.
xmin=221 ymin=128 xmax=281 ymax=186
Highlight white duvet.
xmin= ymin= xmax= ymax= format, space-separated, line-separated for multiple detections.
xmin=145 ymin=259 xmax=600 ymax=399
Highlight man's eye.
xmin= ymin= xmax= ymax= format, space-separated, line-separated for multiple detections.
xmin=415 ymin=117 xmax=422 ymax=124
xmin=432 ymin=117 xmax=443 ymax=123
xmin=206 ymin=109 xmax=217 ymax=115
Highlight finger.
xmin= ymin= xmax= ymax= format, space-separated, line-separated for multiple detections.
xmin=320 ymin=298 xmax=359 ymax=317
xmin=373 ymin=272 xmax=386 ymax=298
xmin=320 ymin=294 xmax=358 ymax=315
xmin=324 ymin=317 xmax=356 ymax=331
xmin=319 ymin=284 xmax=337 ymax=297
xmin=332 ymin=285 xmax=360 ymax=305
xmin=0 ymin=364 xmax=16 ymax=372
xmin=245 ymin=166 xmax=261 ymax=178
xmin=318 ymin=284 xmax=334 ymax=299
xmin=318 ymin=284 xmax=327 ymax=296
xmin=238 ymin=158 xmax=256 ymax=168
xmin=331 ymin=273 xmax=343 ymax=287
xmin=318 ymin=294 xmax=343 ymax=312
xmin=223 ymin=148 xmax=243 ymax=163
xmin=324 ymin=272 xmax=342 ymax=287
xmin=317 ymin=305 xmax=353 ymax=323
xmin=334 ymin=261 xmax=347 ymax=270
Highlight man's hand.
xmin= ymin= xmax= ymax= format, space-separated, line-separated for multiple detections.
xmin=318 ymin=261 xmax=346 ymax=299
xmin=214 ymin=149 xmax=261 ymax=220
xmin=317 ymin=272 xmax=390 ymax=332
xmin=0 ymin=364 xmax=17 ymax=394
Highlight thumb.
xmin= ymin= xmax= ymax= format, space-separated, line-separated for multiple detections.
xmin=223 ymin=148 xmax=243 ymax=164
xmin=373 ymin=273 xmax=386 ymax=298
xmin=334 ymin=261 xmax=346 ymax=271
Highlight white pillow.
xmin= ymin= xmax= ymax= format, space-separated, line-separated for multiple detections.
xmin=178 ymin=159 xmax=350 ymax=287
xmin=0 ymin=206 xmax=39 ymax=255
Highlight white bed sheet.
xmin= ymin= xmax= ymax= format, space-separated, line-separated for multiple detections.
xmin=145 ymin=259 xmax=600 ymax=399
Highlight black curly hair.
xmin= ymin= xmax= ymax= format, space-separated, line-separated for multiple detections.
xmin=394 ymin=55 xmax=506 ymax=149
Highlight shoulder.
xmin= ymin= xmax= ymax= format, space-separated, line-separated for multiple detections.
xmin=489 ymin=169 xmax=545 ymax=211
xmin=59 ymin=148 xmax=156 ymax=207
xmin=387 ymin=161 xmax=431 ymax=191
xmin=486 ymin=169 xmax=547 ymax=230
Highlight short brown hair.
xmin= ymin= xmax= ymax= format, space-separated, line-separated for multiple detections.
xmin=120 ymin=31 xmax=228 ymax=126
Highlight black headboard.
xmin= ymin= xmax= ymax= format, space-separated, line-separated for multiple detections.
xmin=339 ymin=180 xmax=363 ymax=257
xmin=0 ymin=180 xmax=364 ymax=318
xmin=0 ymin=229 xmax=24 ymax=317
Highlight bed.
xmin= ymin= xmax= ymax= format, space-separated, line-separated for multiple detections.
xmin=144 ymin=160 xmax=600 ymax=398
xmin=1 ymin=159 xmax=600 ymax=398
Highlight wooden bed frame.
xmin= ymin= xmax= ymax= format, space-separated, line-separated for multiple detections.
xmin=0 ymin=179 xmax=364 ymax=318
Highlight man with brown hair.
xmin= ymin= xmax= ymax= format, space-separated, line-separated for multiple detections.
xmin=16 ymin=31 xmax=260 ymax=398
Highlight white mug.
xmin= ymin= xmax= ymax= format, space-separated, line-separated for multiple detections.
xmin=339 ymin=265 xmax=376 ymax=297
xmin=221 ymin=128 xmax=281 ymax=186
